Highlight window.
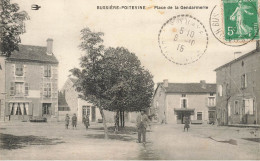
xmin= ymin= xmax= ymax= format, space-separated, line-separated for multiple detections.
xmin=87 ymin=106 xmax=90 ymax=116
xmin=241 ymin=74 xmax=247 ymax=89
xmin=25 ymin=83 xmax=29 ymax=96
xmin=0 ymin=63 xmax=2 ymax=70
xmin=210 ymin=93 xmax=214 ymax=96
xmin=15 ymin=82 xmax=24 ymax=95
xmin=10 ymin=82 xmax=15 ymax=96
xmin=82 ymin=106 xmax=87 ymax=115
xmin=181 ymin=99 xmax=187 ymax=108
xmin=234 ymin=100 xmax=239 ymax=115
xmin=244 ymin=99 xmax=254 ymax=115
xmin=43 ymin=83 xmax=51 ymax=97
xmin=218 ymin=85 xmax=223 ymax=96
xmin=182 ymin=94 xmax=186 ymax=97
xmin=208 ymin=97 xmax=215 ymax=106
xmin=44 ymin=65 xmax=52 ymax=77
xmin=15 ymin=64 xmax=23 ymax=76
xmin=197 ymin=112 xmax=202 ymax=120
xmin=42 ymin=103 xmax=51 ymax=115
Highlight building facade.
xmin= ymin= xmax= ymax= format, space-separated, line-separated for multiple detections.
xmin=0 ymin=39 xmax=59 ymax=121
xmin=58 ymin=78 xmax=113 ymax=123
xmin=215 ymin=48 xmax=260 ymax=125
xmin=58 ymin=77 xmax=138 ymax=123
xmin=152 ymin=80 xmax=216 ymax=124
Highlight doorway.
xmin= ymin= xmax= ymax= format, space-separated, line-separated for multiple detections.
xmin=42 ymin=103 xmax=51 ymax=116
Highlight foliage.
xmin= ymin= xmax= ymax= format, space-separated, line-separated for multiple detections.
xmin=100 ymin=47 xmax=154 ymax=112
xmin=0 ymin=0 xmax=29 ymax=57
xmin=70 ymin=28 xmax=154 ymax=114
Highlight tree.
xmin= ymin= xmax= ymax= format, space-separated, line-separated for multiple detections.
xmin=71 ymin=27 xmax=154 ymax=138
xmin=70 ymin=27 xmax=109 ymax=139
xmin=0 ymin=0 xmax=29 ymax=57
xmin=100 ymin=47 xmax=154 ymax=128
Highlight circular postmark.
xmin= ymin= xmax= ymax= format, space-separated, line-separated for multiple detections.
xmin=158 ymin=14 xmax=208 ymax=65
xmin=210 ymin=1 xmax=259 ymax=47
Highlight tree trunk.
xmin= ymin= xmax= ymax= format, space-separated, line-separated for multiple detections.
xmin=119 ymin=110 xmax=122 ymax=127
xmin=115 ymin=110 xmax=119 ymax=132
xmin=99 ymin=108 xmax=108 ymax=139
xmin=122 ymin=111 xmax=125 ymax=127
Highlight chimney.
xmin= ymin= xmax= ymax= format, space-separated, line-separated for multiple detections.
xmin=200 ymin=80 xmax=206 ymax=89
xmin=163 ymin=79 xmax=168 ymax=88
xmin=234 ymin=51 xmax=242 ymax=59
xmin=257 ymin=40 xmax=260 ymax=52
xmin=46 ymin=38 xmax=53 ymax=55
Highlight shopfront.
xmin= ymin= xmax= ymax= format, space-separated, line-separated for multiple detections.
xmin=174 ymin=108 xmax=195 ymax=124
xmin=8 ymin=101 xmax=32 ymax=120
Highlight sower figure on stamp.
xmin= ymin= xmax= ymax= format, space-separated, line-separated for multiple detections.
xmin=230 ymin=0 xmax=254 ymax=38
xmin=72 ymin=113 xmax=77 ymax=130
xmin=65 ymin=114 xmax=70 ymax=129
xmin=184 ymin=115 xmax=190 ymax=132
xmin=136 ymin=110 xmax=149 ymax=143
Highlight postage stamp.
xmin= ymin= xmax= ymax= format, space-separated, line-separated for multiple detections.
xmin=210 ymin=5 xmax=253 ymax=46
xmin=158 ymin=14 xmax=208 ymax=65
xmin=223 ymin=0 xmax=259 ymax=41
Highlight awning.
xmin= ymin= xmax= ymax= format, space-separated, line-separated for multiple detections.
xmin=174 ymin=108 xmax=195 ymax=115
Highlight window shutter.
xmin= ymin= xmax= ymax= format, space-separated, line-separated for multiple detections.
xmin=52 ymin=83 xmax=57 ymax=98
xmin=205 ymin=97 xmax=208 ymax=106
xmin=44 ymin=66 xmax=48 ymax=77
xmin=43 ymin=83 xmax=47 ymax=97
xmin=5 ymin=103 xmax=10 ymax=116
xmin=48 ymin=66 xmax=52 ymax=77
xmin=48 ymin=83 xmax=52 ymax=97
xmin=245 ymin=74 xmax=248 ymax=88
xmin=10 ymin=82 xmax=15 ymax=96
xmin=25 ymin=83 xmax=29 ymax=96
xmin=23 ymin=65 xmax=27 ymax=76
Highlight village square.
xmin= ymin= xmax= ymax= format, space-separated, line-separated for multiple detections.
xmin=0 ymin=0 xmax=260 ymax=160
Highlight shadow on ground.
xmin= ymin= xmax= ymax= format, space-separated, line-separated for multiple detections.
xmin=90 ymin=126 xmax=137 ymax=135
xmin=208 ymin=136 xmax=237 ymax=145
xmin=85 ymin=133 xmax=135 ymax=142
xmin=243 ymin=138 xmax=260 ymax=143
xmin=0 ymin=133 xmax=65 ymax=150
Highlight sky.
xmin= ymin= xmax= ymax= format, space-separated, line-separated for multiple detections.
xmin=13 ymin=0 xmax=257 ymax=89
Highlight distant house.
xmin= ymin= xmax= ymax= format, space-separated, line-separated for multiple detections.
xmin=0 ymin=39 xmax=59 ymax=121
xmin=152 ymin=80 xmax=216 ymax=124
xmin=215 ymin=47 xmax=260 ymax=125
xmin=58 ymin=77 xmax=138 ymax=123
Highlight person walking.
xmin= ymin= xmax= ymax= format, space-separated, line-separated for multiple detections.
xmin=65 ymin=114 xmax=70 ymax=129
xmin=72 ymin=113 xmax=77 ymax=130
xmin=83 ymin=115 xmax=90 ymax=129
xmin=136 ymin=110 xmax=149 ymax=143
xmin=184 ymin=115 xmax=190 ymax=132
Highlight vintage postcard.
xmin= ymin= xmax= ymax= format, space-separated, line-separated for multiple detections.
xmin=0 ymin=0 xmax=259 ymax=160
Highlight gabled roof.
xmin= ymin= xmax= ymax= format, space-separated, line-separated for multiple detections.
xmin=6 ymin=45 xmax=59 ymax=64
xmin=58 ymin=91 xmax=69 ymax=108
xmin=158 ymin=82 xmax=216 ymax=93
xmin=214 ymin=49 xmax=259 ymax=71
xmin=69 ymin=77 xmax=77 ymax=84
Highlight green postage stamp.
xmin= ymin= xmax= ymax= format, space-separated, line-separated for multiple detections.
xmin=223 ymin=0 xmax=259 ymax=41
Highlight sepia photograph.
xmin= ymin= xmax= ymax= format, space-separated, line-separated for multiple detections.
xmin=0 ymin=0 xmax=259 ymax=160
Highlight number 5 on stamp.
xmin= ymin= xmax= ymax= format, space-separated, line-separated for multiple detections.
xmin=223 ymin=0 xmax=259 ymax=41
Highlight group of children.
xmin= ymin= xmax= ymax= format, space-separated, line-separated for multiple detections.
xmin=65 ymin=113 xmax=90 ymax=130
